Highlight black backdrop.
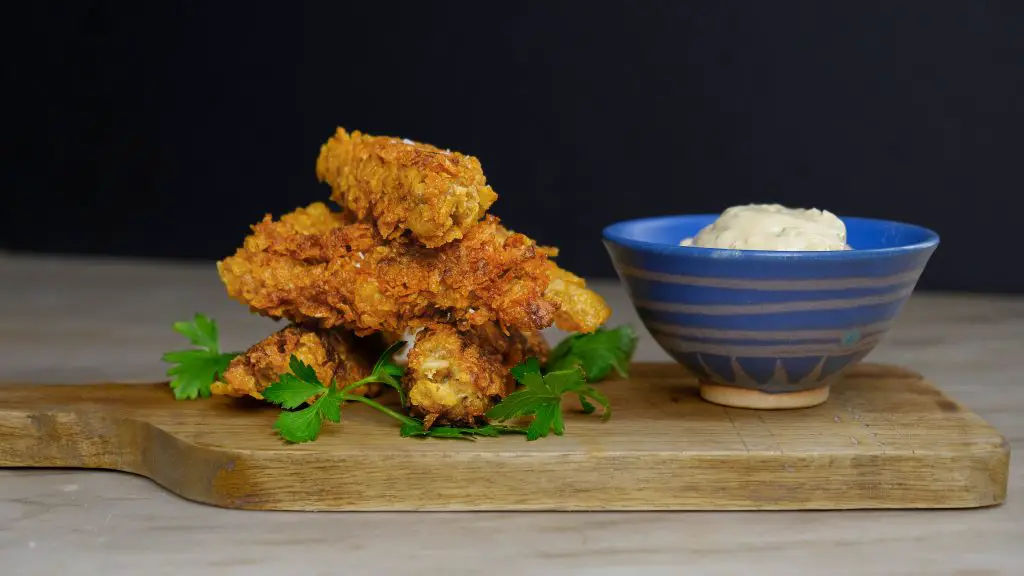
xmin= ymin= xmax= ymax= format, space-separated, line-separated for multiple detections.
xmin=7 ymin=1 xmax=1023 ymax=292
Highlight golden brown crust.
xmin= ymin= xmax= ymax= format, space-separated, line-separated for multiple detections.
xmin=211 ymin=325 xmax=381 ymax=400
xmin=544 ymin=263 xmax=612 ymax=333
xmin=403 ymin=323 xmax=549 ymax=428
xmin=217 ymin=203 xmax=557 ymax=335
xmin=404 ymin=325 xmax=511 ymax=428
xmin=501 ymin=224 xmax=609 ymax=333
xmin=316 ymin=127 xmax=498 ymax=247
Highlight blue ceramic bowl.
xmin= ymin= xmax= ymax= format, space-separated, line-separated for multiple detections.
xmin=603 ymin=215 xmax=939 ymax=409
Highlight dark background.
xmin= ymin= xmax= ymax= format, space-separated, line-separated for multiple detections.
xmin=7 ymin=1 xmax=1023 ymax=292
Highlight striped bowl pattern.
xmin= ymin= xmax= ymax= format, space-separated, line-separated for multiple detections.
xmin=603 ymin=215 xmax=939 ymax=394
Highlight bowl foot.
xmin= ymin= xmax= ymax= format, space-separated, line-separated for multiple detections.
xmin=699 ymin=382 xmax=830 ymax=410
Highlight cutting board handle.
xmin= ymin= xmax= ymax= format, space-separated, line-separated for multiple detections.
xmin=0 ymin=384 xmax=197 ymax=476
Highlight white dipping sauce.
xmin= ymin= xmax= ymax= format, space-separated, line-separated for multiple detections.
xmin=680 ymin=204 xmax=851 ymax=251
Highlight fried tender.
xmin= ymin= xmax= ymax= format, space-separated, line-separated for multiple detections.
xmin=316 ymin=127 xmax=498 ymax=247
xmin=404 ymin=324 xmax=548 ymax=427
xmin=405 ymin=326 xmax=508 ymax=428
xmin=217 ymin=203 xmax=557 ymax=335
xmin=211 ymin=324 xmax=382 ymax=400
xmin=544 ymin=263 xmax=612 ymax=333
xmin=501 ymin=229 xmax=610 ymax=333
xmin=404 ymin=323 xmax=548 ymax=428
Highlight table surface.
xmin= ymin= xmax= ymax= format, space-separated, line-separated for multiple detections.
xmin=0 ymin=253 xmax=1020 ymax=575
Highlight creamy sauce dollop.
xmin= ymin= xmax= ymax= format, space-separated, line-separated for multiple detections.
xmin=680 ymin=204 xmax=851 ymax=251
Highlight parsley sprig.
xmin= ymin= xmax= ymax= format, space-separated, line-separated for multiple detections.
xmin=546 ymin=325 xmax=637 ymax=382
xmin=486 ymin=358 xmax=611 ymax=440
xmin=161 ymin=314 xmax=240 ymax=400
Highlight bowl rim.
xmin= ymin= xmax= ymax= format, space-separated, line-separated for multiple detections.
xmin=602 ymin=214 xmax=940 ymax=260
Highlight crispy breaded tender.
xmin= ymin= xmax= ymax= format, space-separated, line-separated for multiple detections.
xmin=217 ymin=203 xmax=556 ymax=335
xmin=501 ymin=227 xmax=610 ymax=333
xmin=211 ymin=324 xmax=382 ymax=400
xmin=316 ymin=127 xmax=498 ymax=247
xmin=544 ymin=263 xmax=612 ymax=333
xmin=404 ymin=323 xmax=548 ymax=427
xmin=405 ymin=326 xmax=507 ymax=428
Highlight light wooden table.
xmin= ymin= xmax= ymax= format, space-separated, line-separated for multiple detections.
xmin=0 ymin=254 xmax=1020 ymax=575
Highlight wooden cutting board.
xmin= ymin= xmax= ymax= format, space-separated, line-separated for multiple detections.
xmin=0 ymin=363 xmax=1009 ymax=511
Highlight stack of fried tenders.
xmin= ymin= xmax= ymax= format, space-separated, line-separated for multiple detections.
xmin=213 ymin=128 xmax=611 ymax=428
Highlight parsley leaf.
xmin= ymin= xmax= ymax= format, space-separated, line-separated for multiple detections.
xmin=262 ymin=357 xmax=339 ymax=442
xmin=161 ymin=314 xmax=239 ymax=400
xmin=287 ymin=355 xmax=320 ymax=385
xmin=261 ymin=368 xmax=325 ymax=409
xmin=172 ymin=314 xmax=220 ymax=351
xmin=486 ymin=357 xmax=611 ymax=441
xmin=546 ymin=325 xmax=638 ymax=382
xmin=272 ymin=382 xmax=343 ymax=443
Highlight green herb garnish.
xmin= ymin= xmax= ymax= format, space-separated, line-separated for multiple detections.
xmin=161 ymin=314 xmax=240 ymax=400
xmin=486 ymin=357 xmax=611 ymax=440
xmin=163 ymin=315 xmax=632 ymax=442
xmin=546 ymin=325 xmax=637 ymax=382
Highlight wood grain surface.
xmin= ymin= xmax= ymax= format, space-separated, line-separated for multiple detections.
xmin=0 ymin=362 xmax=1008 ymax=511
